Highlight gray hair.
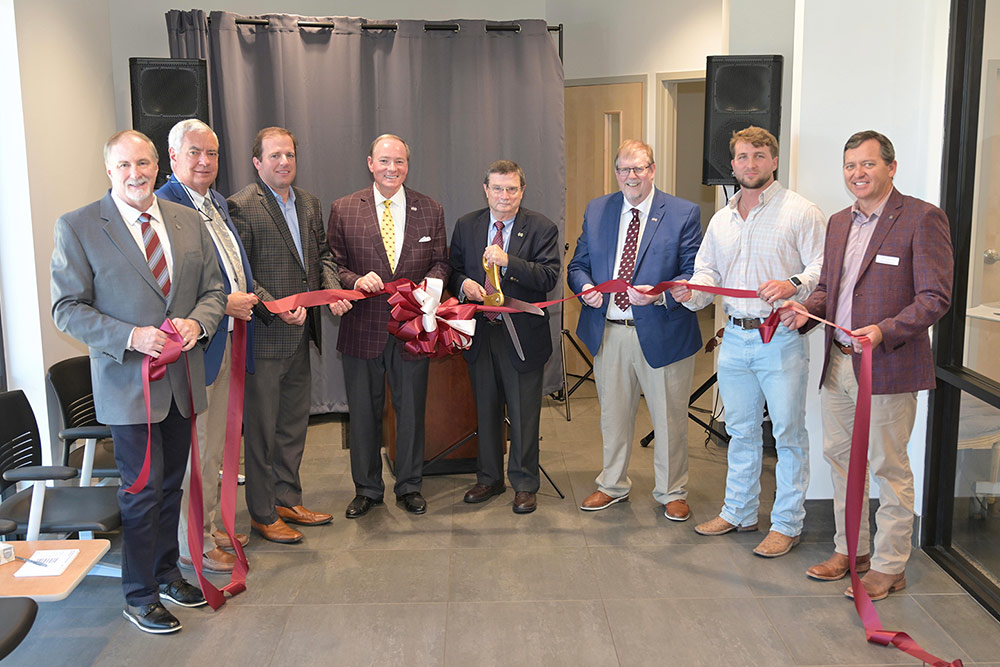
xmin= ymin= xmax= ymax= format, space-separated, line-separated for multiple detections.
xmin=103 ymin=130 xmax=158 ymax=167
xmin=368 ymin=133 xmax=411 ymax=160
xmin=167 ymin=118 xmax=217 ymax=154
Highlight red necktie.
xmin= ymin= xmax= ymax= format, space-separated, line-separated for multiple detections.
xmin=614 ymin=208 xmax=640 ymax=311
xmin=484 ymin=220 xmax=504 ymax=321
xmin=140 ymin=212 xmax=171 ymax=297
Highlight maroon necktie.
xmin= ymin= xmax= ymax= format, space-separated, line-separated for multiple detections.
xmin=614 ymin=208 xmax=640 ymax=311
xmin=483 ymin=220 xmax=504 ymax=321
xmin=140 ymin=212 xmax=171 ymax=297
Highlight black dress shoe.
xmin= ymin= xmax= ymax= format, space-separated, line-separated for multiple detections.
xmin=397 ymin=492 xmax=427 ymax=514
xmin=513 ymin=491 xmax=537 ymax=514
xmin=345 ymin=494 xmax=383 ymax=519
xmin=159 ymin=579 xmax=207 ymax=608
xmin=123 ymin=602 xmax=181 ymax=634
xmin=463 ymin=481 xmax=506 ymax=504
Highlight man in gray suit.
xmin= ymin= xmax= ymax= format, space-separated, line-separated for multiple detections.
xmin=228 ymin=126 xmax=350 ymax=544
xmin=51 ymin=130 xmax=226 ymax=634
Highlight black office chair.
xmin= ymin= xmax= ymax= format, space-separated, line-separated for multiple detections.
xmin=46 ymin=356 xmax=118 ymax=484
xmin=0 ymin=390 xmax=120 ymax=541
xmin=0 ymin=518 xmax=39 ymax=660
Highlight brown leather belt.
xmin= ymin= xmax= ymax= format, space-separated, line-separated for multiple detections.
xmin=607 ymin=319 xmax=636 ymax=327
xmin=729 ymin=316 xmax=765 ymax=330
xmin=833 ymin=339 xmax=853 ymax=355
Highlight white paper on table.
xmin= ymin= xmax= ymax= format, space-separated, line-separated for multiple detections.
xmin=13 ymin=549 xmax=79 ymax=577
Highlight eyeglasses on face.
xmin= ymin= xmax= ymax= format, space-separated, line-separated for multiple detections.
xmin=488 ymin=185 xmax=522 ymax=195
xmin=615 ymin=164 xmax=651 ymax=176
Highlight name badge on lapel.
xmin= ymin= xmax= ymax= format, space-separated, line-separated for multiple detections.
xmin=875 ymin=254 xmax=900 ymax=266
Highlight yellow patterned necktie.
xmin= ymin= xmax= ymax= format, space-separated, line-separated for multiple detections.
xmin=380 ymin=199 xmax=396 ymax=272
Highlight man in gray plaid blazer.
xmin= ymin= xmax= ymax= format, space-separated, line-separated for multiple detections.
xmin=228 ymin=127 xmax=351 ymax=544
xmin=782 ymin=130 xmax=953 ymax=600
xmin=327 ymin=134 xmax=450 ymax=518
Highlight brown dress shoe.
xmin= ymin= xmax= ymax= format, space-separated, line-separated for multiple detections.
xmin=845 ymin=569 xmax=906 ymax=601
xmin=251 ymin=518 xmax=303 ymax=544
xmin=694 ymin=515 xmax=758 ymax=536
xmin=753 ymin=530 xmax=801 ymax=557
xmin=806 ymin=552 xmax=871 ymax=581
xmin=276 ymin=504 xmax=333 ymax=526
xmin=464 ymin=481 xmax=505 ymax=504
xmin=580 ymin=490 xmax=628 ymax=511
xmin=179 ymin=547 xmax=236 ymax=573
xmin=664 ymin=499 xmax=691 ymax=521
xmin=512 ymin=491 xmax=537 ymax=514
xmin=212 ymin=530 xmax=249 ymax=549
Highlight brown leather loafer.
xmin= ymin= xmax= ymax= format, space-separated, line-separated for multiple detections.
xmin=694 ymin=515 xmax=758 ymax=536
xmin=806 ymin=552 xmax=871 ymax=581
xmin=276 ymin=504 xmax=333 ymax=526
xmin=179 ymin=547 xmax=236 ymax=573
xmin=664 ymin=499 xmax=691 ymax=521
xmin=752 ymin=530 xmax=801 ymax=557
xmin=845 ymin=569 xmax=906 ymax=601
xmin=251 ymin=518 xmax=303 ymax=543
xmin=512 ymin=491 xmax=537 ymax=514
xmin=212 ymin=530 xmax=249 ymax=549
xmin=580 ymin=490 xmax=628 ymax=511
xmin=464 ymin=481 xmax=506 ymax=504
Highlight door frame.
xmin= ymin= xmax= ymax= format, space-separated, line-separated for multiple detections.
xmin=655 ymin=70 xmax=706 ymax=196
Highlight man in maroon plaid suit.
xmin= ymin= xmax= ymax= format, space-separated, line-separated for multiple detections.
xmin=327 ymin=134 xmax=450 ymax=517
xmin=782 ymin=130 xmax=953 ymax=601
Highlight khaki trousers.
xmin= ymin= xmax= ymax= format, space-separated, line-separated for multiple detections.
xmin=178 ymin=334 xmax=233 ymax=558
xmin=821 ymin=349 xmax=917 ymax=574
xmin=594 ymin=323 xmax=695 ymax=504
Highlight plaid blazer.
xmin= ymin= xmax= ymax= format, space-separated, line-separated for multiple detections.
xmin=802 ymin=188 xmax=953 ymax=394
xmin=327 ymin=185 xmax=450 ymax=359
xmin=228 ymin=178 xmax=341 ymax=360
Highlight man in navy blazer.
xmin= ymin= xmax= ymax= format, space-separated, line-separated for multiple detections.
xmin=567 ymin=139 xmax=702 ymax=520
xmin=156 ymin=119 xmax=256 ymax=573
xmin=449 ymin=160 xmax=560 ymax=514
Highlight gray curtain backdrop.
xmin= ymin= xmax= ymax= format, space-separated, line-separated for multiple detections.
xmin=166 ymin=12 xmax=566 ymax=413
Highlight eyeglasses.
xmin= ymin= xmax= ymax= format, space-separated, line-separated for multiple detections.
xmin=488 ymin=185 xmax=522 ymax=195
xmin=615 ymin=164 xmax=652 ymax=176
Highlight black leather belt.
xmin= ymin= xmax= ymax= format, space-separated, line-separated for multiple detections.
xmin=729 ymin=316 xmax=765 ymax=330
xmin=606 ymin=319 xmax=636 ymax=327
xmin=833 ymin=339 xmax=853 ymax=355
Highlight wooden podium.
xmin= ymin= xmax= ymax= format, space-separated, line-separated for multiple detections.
xmin=383 ymin=351 xmax=480 ymax=475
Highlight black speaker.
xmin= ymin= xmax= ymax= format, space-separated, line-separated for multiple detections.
xmin=702 ymin=55 xmax=783 ymax=186
xmin=129 ymin=58 xmax=209 ymax=187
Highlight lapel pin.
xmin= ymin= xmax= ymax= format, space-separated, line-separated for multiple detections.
xmin=410 ymin=206 xmax=417 ymax=212
xmin=651 ymin=217 xmax=658 ymax=222
xmin=517 ymin=231 xmax=525 ymax=237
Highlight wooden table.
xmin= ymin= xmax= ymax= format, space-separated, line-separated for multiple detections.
xmin=0 ymin=539 xmax=110 ymax=601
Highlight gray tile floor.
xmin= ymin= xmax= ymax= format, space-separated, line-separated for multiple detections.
xmin=8 ymin=314 xmax=1000 ymax=666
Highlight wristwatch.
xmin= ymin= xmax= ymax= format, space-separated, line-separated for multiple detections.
xmin=788 ymin=276 xmax=802 ymax=288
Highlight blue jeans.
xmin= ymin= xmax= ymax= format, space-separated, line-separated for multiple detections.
xmin=716 ymin=323 xmax=810 ymax=536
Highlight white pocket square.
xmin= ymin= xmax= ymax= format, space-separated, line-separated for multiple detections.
xmin=418 ymin=236 xmax=432 ymax=243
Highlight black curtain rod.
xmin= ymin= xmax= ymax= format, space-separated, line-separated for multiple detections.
xmin=224 ymin=18 xmax=563 ymax=62
xmin=230 ymin=18 xmax=560 ymax=33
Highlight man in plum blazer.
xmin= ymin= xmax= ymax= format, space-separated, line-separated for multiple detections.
xmin=327 ymin=134 xmax=450 ymax=517
xmin=567 ymin=139 xmax=702 ymax=520
xmin=782 ymin=130 xmax=953 ymax=600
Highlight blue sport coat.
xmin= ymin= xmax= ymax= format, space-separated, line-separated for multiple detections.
xmin=567 ymin=188 xmax=702 ymax=368
xmin=156 ymin=175 xmax=255 ymax=383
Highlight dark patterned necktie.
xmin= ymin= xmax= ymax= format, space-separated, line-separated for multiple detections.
xmin=614 ymin=208 xmax=640 ymax=311
xmin=140 ymin=212 xmax=171 ymax=296
xmin=483 ymin=220 xmax=504 ymax=321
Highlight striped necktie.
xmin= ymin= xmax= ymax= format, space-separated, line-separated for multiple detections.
xmin=483 ymin=220 xmax=504 ymax=322
xmin=139 ymin=212 xmax=171 ymax=296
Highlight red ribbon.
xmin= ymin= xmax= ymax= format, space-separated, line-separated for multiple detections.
xmin=385 ymin=282 xmax=478 ymax=358
xmin=130 ymin=318 xmax=248 ymax=610
xmin=785 ymin=307 xmax=962 ymax=667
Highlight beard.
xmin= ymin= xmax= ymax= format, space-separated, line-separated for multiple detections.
xmin=735 ymin=171 xmax=773 ymax=190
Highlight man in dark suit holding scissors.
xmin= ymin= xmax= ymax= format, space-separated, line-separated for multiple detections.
xmin=781 ymin=130 xmax=953 ymax=600
xmin=449 ymin=160 xmax=560 ymax=514
xmin=228 ymin=126 xmax=350 ymax=544
xmin=327 ymin=134 xmax=450 ymax=517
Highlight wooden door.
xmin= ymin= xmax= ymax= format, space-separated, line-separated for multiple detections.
xmin=564 ymin=81 xmax=644 ymax=377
